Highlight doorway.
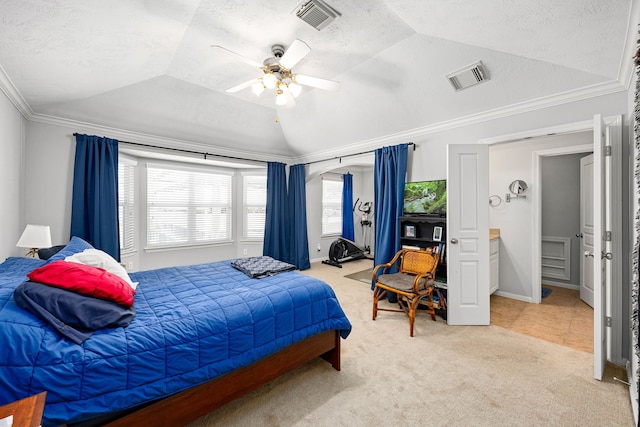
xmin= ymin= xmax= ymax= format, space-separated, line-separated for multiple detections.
xmin=489 ymin=139 xmax=594 ymax=352
xmin=485 ymin=115 xmax=623 ymax=373
xmin=540 ymin=151 xmax=592 ymax=299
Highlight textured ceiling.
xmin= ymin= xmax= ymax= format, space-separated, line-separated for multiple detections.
xmin=0 ymin=0 xmax=634 ymax=159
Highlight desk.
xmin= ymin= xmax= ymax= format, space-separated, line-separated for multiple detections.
xmin=0 ymin=392 xmax=46 ymax=427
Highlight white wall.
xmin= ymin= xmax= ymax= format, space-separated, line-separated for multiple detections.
xmin=355 ymin=168 xmax=375 ymax=254
xmin=24 ymin=121 xmax=75 ymax=245
xmin=0 ymin=90 xmax=25 ymax=260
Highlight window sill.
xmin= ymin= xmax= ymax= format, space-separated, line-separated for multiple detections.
xmin=144 ymin=241 xmax=233 ymax=253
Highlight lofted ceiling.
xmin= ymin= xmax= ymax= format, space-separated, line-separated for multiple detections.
xmin=0 ymin=0 xmax=635 ymax=160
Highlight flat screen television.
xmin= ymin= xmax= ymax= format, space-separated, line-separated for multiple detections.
xmin=403 ymin=180 xmax=447 ymax=216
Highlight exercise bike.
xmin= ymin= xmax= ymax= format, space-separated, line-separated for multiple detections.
xmin=321 ymin=238 xmax=368 ymax=268
xmin=322 ymin=199 xmax=374 ymax=268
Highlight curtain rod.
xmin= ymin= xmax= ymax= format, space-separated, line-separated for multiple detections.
xmin=303 ymin=142 xmax=416 ymax=166
xmin=73 ymin=133 xmax=269 ymax=164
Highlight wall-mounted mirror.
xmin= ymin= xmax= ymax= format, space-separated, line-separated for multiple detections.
xmin=509 ymin=180 xmax=528 ymax=194
xmin=506 ymin=180 xmax=527 ymax=202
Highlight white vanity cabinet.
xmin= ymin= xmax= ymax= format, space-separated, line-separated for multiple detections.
xmin=489 ymin=236 xmax=499 ymax=294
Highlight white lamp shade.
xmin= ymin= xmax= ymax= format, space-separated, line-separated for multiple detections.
xmin=275 ymin=90 xmax=287 ymax=106
xmin=263 ymin=73 xmax=277 ymax=89
xmin=288 ymin=82 xmax=302 ymax=98
xmin=17 ymin=224 xmax=52 ymax=249
xmin=251 ymin=82 xmax=265 ymax=96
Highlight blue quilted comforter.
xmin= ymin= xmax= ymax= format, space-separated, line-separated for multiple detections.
xmin=0 ymin=257 xmax=351 ymax=426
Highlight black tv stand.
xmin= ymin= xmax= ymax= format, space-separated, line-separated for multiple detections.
xmin=399 ymin=216 xmax=446 ymax=252
xmin=403 ymin=213 xmax=444 ymax=218
xmin=399 ymin=215 xmax=448 ymax=281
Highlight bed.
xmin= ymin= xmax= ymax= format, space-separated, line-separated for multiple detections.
xmin=0 ymin=248 xmax=352 ymax=426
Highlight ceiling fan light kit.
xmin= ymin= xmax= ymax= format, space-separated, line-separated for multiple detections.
xmin=251 ymin=82 xmax=265 ymax=96
xmin=220 ymin=39 xmax=340 ymax=108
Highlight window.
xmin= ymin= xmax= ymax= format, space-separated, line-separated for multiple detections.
xmin=146 ymin=163 xmax=233 ymax=248
xmin=322 ymin=178 xmax=343 ymax=235
xmin=118 ymin=158 xmax=136 ymax=253
xmin=243 ymin=174 xmax=266 ymax=240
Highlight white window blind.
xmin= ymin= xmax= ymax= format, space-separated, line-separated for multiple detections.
xmin=322 ymin=178 xmax=343 ymax=235
xmin=118 ymin=159 xmax=135 ymax=252
xmin=243 ymin=174 xmax=266 ymax=240
xmin=147 ymin=163 xmax=233 ymax=248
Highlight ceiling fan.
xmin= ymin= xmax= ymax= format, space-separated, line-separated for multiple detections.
xmin=213 ymin=39 xmax=340 ymax=107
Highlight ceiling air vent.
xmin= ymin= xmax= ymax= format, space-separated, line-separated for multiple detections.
xmin=294 ymin=0 xmax=341 ymax=31
xmin=446 ymin=61 xmax=488 ymax=91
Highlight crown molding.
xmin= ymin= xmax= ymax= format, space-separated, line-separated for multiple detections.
xmin=1 ymin=62 xmax=626 ymax=167
xmin=477 ymin=119 xmax=593 ymax=145
xmin=0 ymin=64 xmax=33 ymax=118
xmin=28 ymin=112 xmax=291 ymax=165
xmin=618 ymin=0 xmax=640 ymax=89
xmin=293 ymin=79 xmax=626 ymax=165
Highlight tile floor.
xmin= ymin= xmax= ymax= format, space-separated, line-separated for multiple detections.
xmin=490 ymin=285 xmax=593 ymax=353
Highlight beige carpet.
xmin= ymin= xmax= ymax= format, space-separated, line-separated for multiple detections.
xmin=188 ymin=259 xmax=634 ymax=427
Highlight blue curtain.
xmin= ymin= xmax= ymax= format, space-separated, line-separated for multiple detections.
xmin=341 ymin=173 xmax=355 ymax=241
xmin=70 ymin=134 xmax=120 ymax=261
xmin=263 ymin=162 xmax=289 ymax=262
xmin=287 ymin=164 xmax=310 ymax=270
xmin=373 ymin=144 xmax=409 ymax=298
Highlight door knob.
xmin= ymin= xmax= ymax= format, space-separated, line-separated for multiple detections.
xmin=584 ymin=251 xmax=594 ymax=257
xmin=450 ymin=238 xmax=459 ymax=244
xmin=576 ymin=233 xmax=583 ymax=238
xmin=602 ymin=251 xmax=613 ymax=260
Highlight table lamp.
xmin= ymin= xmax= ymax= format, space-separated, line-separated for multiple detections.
xmin=16 ymin=224 xmax=52 ymax=257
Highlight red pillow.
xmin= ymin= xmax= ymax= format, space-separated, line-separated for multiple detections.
xmin=27 ymin=260 xmax=136 ymax=307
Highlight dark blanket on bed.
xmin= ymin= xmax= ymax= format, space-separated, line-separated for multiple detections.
xmin=0 ymin=257 xmax=351 ymax=426
xmin=14 ymin=281 xmax=135 ymax=345
xmin=231 ymin=255 xmax=296 ymax=278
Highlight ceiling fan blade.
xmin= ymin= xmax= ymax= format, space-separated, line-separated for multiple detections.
xmin=295 ymin=74 xmax=340 ymax=91
xmin=226 ymin=78 xmax=260 ymax=93
xmin=211 ymin=45 xmax=263 ymax=69
xmin=279 ymin=39 xmax=311 ymax=69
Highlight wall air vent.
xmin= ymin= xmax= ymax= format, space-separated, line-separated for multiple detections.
xmin=294 ymin=0 xmax=341 ymax=31
xmin=446 ymin=61 xmax=489 ymax=91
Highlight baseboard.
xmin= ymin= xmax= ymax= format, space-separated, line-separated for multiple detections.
xmin=541 ymin=280 xmax=579 ymax=290
xmin=493 ymin=290 xmax=533 ymax=303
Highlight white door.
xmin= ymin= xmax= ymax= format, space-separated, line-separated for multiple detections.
xmin=579 ymin=154 xmax=594 ymax=308
xmin=446 ymin=144 xmax=490 ymax=325
xmin=592 ymin=114 xmax=607 ymax=381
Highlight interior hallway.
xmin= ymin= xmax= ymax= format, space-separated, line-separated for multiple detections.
xmin=490 ymin=285 xmax=593 ymax=353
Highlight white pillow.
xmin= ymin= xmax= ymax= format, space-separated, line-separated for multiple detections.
xmin=65 ymin=248 xmax=138 ymax=290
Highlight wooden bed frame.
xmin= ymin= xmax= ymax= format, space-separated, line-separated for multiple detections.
xmin=76 ymin=330 xmax=341 ymax=426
